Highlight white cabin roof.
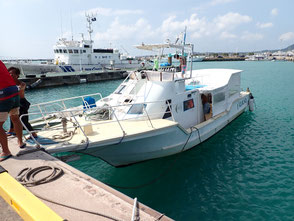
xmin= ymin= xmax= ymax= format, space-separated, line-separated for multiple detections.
xmin=188 ymin=69 xmax=242 ymax=92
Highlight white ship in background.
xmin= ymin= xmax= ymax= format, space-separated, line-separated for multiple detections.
xmin=4 ymin=14 xmax=142 ymax=76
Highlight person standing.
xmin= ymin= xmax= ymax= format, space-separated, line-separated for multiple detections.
xmin=0 ymin=61 xmax=26 ymax=161
xmin=7 ymin=67 xmax=37 ymax=139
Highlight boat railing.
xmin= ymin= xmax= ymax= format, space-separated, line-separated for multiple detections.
xmin=21 ymin=109 xmax=89 ymax=149
xmin=127 ymin=69 xmax=185 ymax=82
xmin=24 ymin=99 xmax=175 ymax=149
xmin=29 ymin=92 xmax=103 ymax=127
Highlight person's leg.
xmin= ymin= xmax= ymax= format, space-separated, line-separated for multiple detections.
xmin=21 ymin=113 xmax=37 ymax=137
xmin=9 ymin=109 xmax=25 ymax=147
xmin=20 ymin=98 xmax=37 ymax=138
xmin=7 ymin=118 xmax=15 ymax=134
xmin=0 ymin=113 xmax=10 ymax=156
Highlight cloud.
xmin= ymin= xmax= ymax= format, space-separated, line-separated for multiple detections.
xmin=279 ymin=32 xmax=294 ymax=41
xmin=256 ymin=22 xmax=273 ymax=29
xmin=241 ymin=32 xmax=263 ymax=41
xmin=93 ymin=17 xmax=155 ymax=43
xmin=220 ymin=31 xmax=237 ymax=39
xmin=214 ymin=12 xmax=252 ymax=31
xmin=81 ymin=7 xmax=143 ymax=17
xmin=271 ymin=8 xmax=278 ymax=16
xmin=92 ymin=11 xmax=258 ymax=50
xmin=159 ymin=14 xmax=209 ymax=40
xmin=158 ymin=12 xmax=252 ymax=42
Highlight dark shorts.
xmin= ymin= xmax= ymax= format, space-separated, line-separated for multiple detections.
xmin=0 ymin=95 xmax=20 ymax=112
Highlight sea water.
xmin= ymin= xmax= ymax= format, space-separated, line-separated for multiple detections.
xmin=24 ymin=61 xmax=294 ymax=220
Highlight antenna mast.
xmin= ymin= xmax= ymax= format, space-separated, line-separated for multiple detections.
xmin=85 ymin=13 xmax=96 ymax=43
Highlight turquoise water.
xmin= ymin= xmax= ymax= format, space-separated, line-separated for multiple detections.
xmin=25 ymin=61 xmax=294 ymax=220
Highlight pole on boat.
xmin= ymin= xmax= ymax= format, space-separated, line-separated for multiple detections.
xmin=190 ymin=44 xmax=194 ymax=78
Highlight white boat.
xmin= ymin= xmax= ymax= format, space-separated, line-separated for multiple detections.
xmin=24 ymin=37 xmax=254 ymax=167
xmin=4 ymin=15 xmax=143 ymax=77
xmin=192 ymin=55 xmax=205 ymax=62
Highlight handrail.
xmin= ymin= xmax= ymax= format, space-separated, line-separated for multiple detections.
xmin=20 ymin=109 xmax=89 ymax=149
xmin=23 ymin=99 xmax=176 ymax=148
xmin=30 ymin=92 xmax=103 ymax=108
xmin=142 ymin=104 xmax=154 ymax=128
xmin=109 ymin=107 xmax=126 ymax=143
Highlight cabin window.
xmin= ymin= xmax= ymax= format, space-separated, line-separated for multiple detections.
xmin=74 ymin=50 xmax=79 ymax=54
xmin=183 ymin=99 xmax=194 ymax=111
xmin=115 ymin=85 xmax=126 ymax=94
xmin=213 ymin=92 xmax=225 ymax=103
xmin=54 ymin=49 xmax=58 ymax=53
xmin=83 ymin=50 xmax=86 ymax=53
xmin=58 ymin=49 xmax=62 ymax=53
xmin=127 ymin=104 xmax=147 ymax=115
xmin=68 ymin=49 xmax=73 ymax=53
xmin=84 ymin=45 xmax=90 ymax=48
xmin=63 ymin=49 xmax=67 ymax=53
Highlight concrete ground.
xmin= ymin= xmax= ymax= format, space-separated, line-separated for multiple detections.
xmin=0 ymin=136 xmax=173 ymax=221
xmin=0 ymin=196 xmax=23 ymax=221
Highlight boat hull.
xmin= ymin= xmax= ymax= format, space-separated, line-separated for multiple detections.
xmin=81 ymin=93 xmax=250 ymax=167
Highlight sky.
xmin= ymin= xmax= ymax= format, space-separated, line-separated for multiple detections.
xmin=0 ymin=0 xmax=293 ymax=59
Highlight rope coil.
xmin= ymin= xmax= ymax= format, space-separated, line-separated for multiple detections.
xmin=16 ymin=166 xmax=64 ymax=187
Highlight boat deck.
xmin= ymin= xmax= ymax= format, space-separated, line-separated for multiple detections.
xmin=0 ymin=136 xmax=173 ymax=221
xmin=35 ymin=118 xmax=178 ymax=153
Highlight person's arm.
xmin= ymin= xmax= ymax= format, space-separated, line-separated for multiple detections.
xmin=19 ymin=82 xmax=26 ymax=91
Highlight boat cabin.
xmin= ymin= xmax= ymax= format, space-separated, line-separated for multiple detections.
xmin=97 ymin=67 xmax=242 ymax=130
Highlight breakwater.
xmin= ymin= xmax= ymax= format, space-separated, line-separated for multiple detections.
xmin=203 ymin=57 xmax=246 ymax=62
xmin=20 ymin=70 xmax=126 ymax=89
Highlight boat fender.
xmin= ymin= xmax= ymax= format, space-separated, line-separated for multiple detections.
xmin=249 ymin=93 xmax=255 ymax=111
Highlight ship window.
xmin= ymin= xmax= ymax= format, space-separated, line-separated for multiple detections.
xmin=83 ymin=50 xmax=86 ymax=53
xmin=58 ymin=49 xmax=62 ymax=53
xmin=63 ymin=49 xmax=67 ymax=53
xmin=68 ymin=49 xmax=73 ymax=53
xmin=84 ymin=45 xmax=90 ymax=48
xmin=127 ymin=104 xmax=147 ymax=115
xmin=74 ymin=50 xmax=79 ymax=54
xmin=54 ymin=49 xmax=58 ymax=53
xmin=183 ymin=99 xmax=194 ymax=111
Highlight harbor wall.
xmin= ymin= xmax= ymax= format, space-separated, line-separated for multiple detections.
xmin=20 ymin=70 xmax=126 ymax=89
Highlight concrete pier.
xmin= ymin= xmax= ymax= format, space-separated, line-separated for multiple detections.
xmin=0 ymin=136 xmax=173 ymax=221
xmin=20 ymin=70 xmax=127 ymax=89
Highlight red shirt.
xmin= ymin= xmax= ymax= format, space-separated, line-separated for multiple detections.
xmin=0 ymin=60 xmax=18 ymax=100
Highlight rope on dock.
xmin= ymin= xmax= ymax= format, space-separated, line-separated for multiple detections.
xmin=16 ymin=166 xmax=64 ymax=187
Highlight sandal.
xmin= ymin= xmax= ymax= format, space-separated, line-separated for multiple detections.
xmin=0 ymin=154 xmax=12 ymax=162
xmin=6 ymin=132 xmax=16 ymax=136
xmin=19 ymin=143 xmax=27 ymax=149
